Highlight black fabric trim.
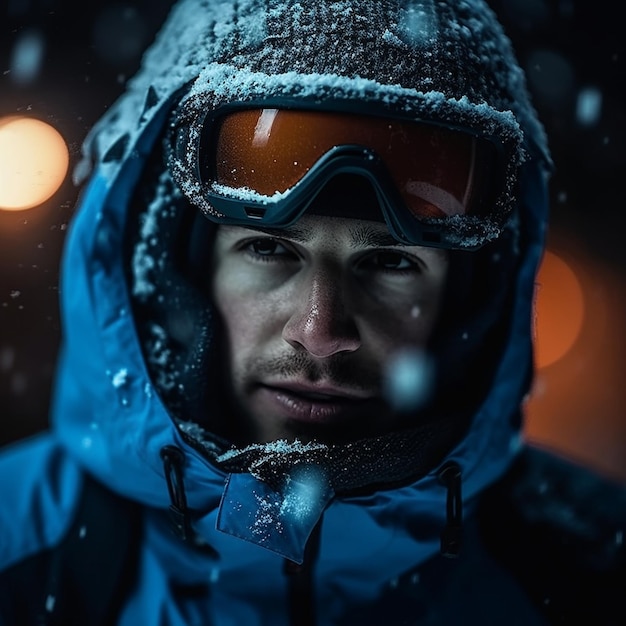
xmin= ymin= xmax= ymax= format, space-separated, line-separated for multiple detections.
xmin=478 ymin=445 xmax=626 ymax=625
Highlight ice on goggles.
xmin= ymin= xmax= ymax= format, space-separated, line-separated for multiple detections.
xmin=171 ymin=107 xmax=505 ymax=249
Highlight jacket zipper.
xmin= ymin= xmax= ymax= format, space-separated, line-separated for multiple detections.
xmin=438 ymin=461 xmax=463 ymax=558
xmin=284 ymin=519 xmax=322 ymax=626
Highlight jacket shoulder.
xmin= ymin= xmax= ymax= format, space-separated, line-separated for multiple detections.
xmin=0 ymin=434 xmax=84 ymax=570
xmin=479 ymin=444 xmax=626 ymax=624
xmin=0 ymin=449 xmax=142 ymax=626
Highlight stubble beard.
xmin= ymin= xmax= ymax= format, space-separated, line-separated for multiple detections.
xmin=223 ymin=349 xmax=387 ymax=446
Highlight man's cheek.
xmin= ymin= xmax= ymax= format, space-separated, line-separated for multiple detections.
xmin=226 ymin=317 xmax=264 ymax=365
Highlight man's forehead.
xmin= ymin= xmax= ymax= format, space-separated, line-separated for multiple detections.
xmin=235 ymin=216 xmax=404 ymax=249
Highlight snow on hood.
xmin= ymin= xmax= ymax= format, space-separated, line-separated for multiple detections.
xmin=52 ymin=0 xmax=551 ymax=564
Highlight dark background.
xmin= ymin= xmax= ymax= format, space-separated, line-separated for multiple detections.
xmin=1 ymin=0 xmax=625 ymax=480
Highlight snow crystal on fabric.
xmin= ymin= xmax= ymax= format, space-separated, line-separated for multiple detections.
xmin=218 ymin=439 xmax=327 ymax=463
xmin=132 ymin=170 xmax=180 ymax=300
xmin=210 ymin=183 xmax=289 ymax=203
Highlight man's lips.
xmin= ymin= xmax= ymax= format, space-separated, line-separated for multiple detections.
xmin=255 ymin=381 xmax=375 ymax=424
xmin=266 ymin=380 xmax=373 ymax=401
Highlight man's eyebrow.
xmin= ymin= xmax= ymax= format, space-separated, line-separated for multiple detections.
xmin=349 ymin=225 xmax=402 ymax=248
xmin=239 ymin=225 xmax=311 ymax=242
xmin=238 ymin=223 xmax=402 ymax=247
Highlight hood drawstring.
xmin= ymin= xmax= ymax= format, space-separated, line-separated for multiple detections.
xmin=438 ymin=462 xmax=463 ymax=558
xmin=160 ymin=445 xmax=193 ymax=541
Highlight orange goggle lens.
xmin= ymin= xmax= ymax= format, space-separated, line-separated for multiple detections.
xmin=205 ymin=108 xmax=498 ymax=221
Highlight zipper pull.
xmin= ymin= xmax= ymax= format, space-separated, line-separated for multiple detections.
xmin=160 ymin=445 xmax=192 ymax=541
xmin=438 ymin=461 xmax=462 ymax=558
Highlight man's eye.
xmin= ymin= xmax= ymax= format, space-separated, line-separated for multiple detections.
xmin=361 ymin=251 xmax=421 ymax=272
xmin=246 ymin=239 xmax=293 ymax=259
xmin=251 ymin=239 xmax=279 ymax=255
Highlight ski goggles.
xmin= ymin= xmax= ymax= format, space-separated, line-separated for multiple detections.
xmin=168 ymin=106 xmax=508 ymax=249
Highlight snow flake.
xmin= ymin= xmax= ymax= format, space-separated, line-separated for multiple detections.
xmin=383 ymin=348 xmax=433 ymax=412
xmin=45 ymin=595 xmax=55 ymax=613
xmin=112 ymin=368 xmax=129 ymax=388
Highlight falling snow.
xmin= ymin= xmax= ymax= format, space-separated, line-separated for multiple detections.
xmin=45 ymin=595 xmax=55 ymax=613
xmin=383 ymin=348 xmax=433 ymax=412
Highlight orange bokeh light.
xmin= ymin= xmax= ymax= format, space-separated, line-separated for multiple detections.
xmin=0 ymin=115 xmax=69 ymax=211
xmin=527 ymin=243 xmax=626 ymax=484
xmin=533 ymin=249 xmax=585 ymax=369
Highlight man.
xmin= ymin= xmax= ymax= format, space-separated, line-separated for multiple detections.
xmin=0 ymin=1 xmax=624 ymax=625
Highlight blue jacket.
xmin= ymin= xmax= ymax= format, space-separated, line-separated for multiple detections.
xmin=5 ymin=1 xmax=622 ymax=625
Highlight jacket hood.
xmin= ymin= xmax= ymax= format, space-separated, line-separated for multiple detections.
xmin=53 ymin=0 xmax=551 ymax=568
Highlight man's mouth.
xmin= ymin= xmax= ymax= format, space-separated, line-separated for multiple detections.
xmin=256 ymin=381 xmax=375 ymax=424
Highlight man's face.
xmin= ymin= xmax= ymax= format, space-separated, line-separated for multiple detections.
xmin=210 ymin=214 xmax=449 ymax=445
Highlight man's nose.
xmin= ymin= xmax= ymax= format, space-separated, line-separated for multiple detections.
xmin=282 ymin=270 xmax=360 ymax=358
